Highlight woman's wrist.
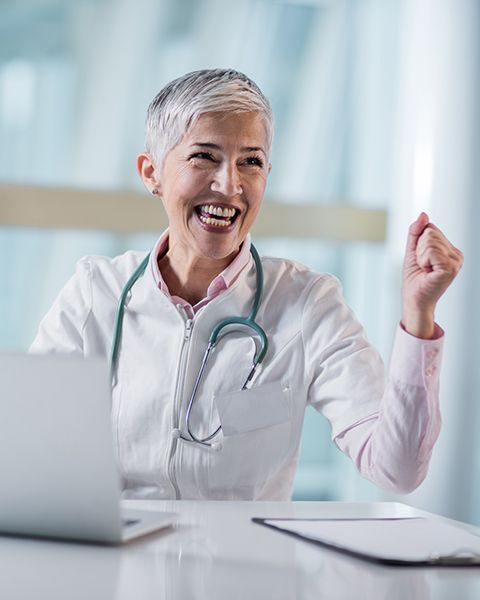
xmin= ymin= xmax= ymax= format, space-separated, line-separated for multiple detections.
xmin=401 ymin=305 xmax=436 ymax=339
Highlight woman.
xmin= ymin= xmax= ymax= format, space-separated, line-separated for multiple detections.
xmin=31 ymin=69 xmax=463 ymax=500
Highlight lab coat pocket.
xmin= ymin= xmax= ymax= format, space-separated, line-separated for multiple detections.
xmin=214 ymin=380 xmax=291 ymax=437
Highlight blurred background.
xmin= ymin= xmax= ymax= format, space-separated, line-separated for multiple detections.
xmin=0 ymin=0 xmax=478 ymax=523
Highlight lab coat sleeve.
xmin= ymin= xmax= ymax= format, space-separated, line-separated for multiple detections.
xmin=302 ymin=275 xmax=444 ymax=494
xmin=334 ymin=325 xmax=443 ymax=494
xmin=29 ymin=258 xmax=92 ymax=355
xmin=302 ymin=275 xmax=385 ymax=437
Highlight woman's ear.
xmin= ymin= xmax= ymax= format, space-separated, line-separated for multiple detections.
xmin=136 ymin=153 xmax=162 ymax=196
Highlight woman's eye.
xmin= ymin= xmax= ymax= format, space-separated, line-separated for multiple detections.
xmin=189 ymin=152 xmax=215 ymax=161
xmin=244 ymin=156 xmax=264 ymax=168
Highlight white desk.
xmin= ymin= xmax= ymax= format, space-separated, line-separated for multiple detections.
xmin=1 ymin=500 xmax=479 ymax=599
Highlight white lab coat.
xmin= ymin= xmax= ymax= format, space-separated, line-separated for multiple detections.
xmin=30 ymin=248 xmax=442 ymax=500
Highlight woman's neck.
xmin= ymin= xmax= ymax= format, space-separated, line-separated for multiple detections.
xmin=158 ymin=246 xmax=236 ymax=305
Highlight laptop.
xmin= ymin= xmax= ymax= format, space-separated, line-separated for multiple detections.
xmin=0 ymin=353 xmax=176 ymax=544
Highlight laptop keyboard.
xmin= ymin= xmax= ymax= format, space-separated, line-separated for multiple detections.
xmin=122 ymin=518 xmax=140 ymax=527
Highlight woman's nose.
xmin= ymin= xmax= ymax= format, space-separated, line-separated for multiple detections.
xmin=210 ymin=163 xmax=242 ymax=197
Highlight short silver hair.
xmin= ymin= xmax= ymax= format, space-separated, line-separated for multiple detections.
xmin=145 ymin=68 xmax=274 ymax=168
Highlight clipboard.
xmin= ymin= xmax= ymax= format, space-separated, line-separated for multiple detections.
xmin=252 ymin=517 xmax=480 ymax=566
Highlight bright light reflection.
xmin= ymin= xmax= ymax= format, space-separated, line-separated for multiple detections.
xmin=412 ymin=119 xmax=435 ymax=218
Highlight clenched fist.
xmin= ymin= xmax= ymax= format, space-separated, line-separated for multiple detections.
xmin=401 ymin=212 xmax=463 ymax=339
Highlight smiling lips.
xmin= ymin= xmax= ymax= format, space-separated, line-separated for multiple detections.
xmin=195 ymin=204 xmax=239 ymax=228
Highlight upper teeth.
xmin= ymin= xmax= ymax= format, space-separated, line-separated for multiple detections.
xmin=200 ymin=204 xmax=236 ymax=218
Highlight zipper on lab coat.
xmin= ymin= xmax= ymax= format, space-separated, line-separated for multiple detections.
xmin=167 ymin=306 xmax=193 ymax=499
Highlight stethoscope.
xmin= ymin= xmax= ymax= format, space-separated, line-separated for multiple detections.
xmin=110 ymin=244 xmax=268 ymax=448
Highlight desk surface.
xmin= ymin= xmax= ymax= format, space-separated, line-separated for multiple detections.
xmin=1 ymin=500 xmax=479 ymax=599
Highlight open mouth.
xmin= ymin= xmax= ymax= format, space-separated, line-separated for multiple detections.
xmin=194 ymin=204 xmax=240 ymax=228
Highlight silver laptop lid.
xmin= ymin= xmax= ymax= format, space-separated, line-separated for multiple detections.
xmin=0 ymin=353 xmax=123 ymax=543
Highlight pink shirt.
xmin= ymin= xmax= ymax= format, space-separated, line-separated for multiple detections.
xmin=150 ymin=230 xmax=251 ymax=319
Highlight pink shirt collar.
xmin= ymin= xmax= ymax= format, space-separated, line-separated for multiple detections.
xmin=150 ymin=230 xmax=251 ymax=318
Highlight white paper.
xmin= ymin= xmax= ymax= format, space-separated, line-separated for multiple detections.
xmin=264 ymin=518 xmax=480 ymax=563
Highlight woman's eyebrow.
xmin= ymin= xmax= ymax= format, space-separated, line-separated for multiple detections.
xmin=189 ymin=142 xmax=220 ymax=150
xmin=243 ymin=146 xmax=266 ymax=155
xmin=190 ymin=142 xmax=266 ymax=155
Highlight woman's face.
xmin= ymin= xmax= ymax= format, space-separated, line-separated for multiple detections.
xmin=141 ymin=111 xmax=270 ymax=262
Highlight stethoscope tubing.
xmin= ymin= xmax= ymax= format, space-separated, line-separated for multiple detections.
xmin=110 ymin=243 xmax=268 ymax=447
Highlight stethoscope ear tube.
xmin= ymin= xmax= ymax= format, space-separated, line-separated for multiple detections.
xmin=110 ymin=253 xmax=150 ymax=380
xmin=248 ymin=244 xmax=264 ymax=320
xmin=207 ymin=244 xmax=268 ymax=364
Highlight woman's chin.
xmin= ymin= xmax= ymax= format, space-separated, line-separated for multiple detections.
xmin=189 ymin=214 xmax=242 ymax=259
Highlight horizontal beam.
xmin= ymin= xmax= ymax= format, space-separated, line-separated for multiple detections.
xmin=0 ymin=184 xmax=387 ymax=242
